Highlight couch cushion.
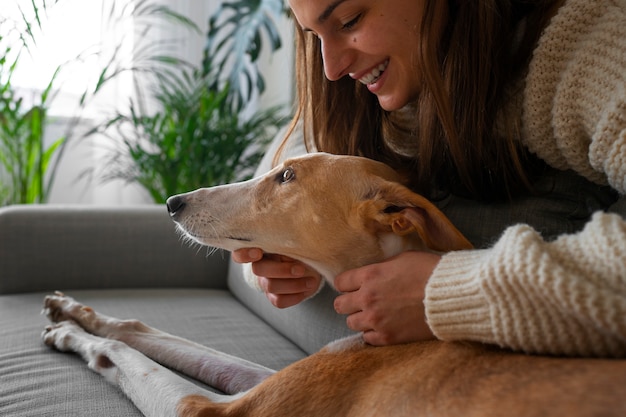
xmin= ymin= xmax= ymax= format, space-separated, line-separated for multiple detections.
xmin=0 ymin=289 xmax=306 ymax=417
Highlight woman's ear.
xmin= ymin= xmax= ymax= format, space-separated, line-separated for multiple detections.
xmin=371 ymin=181 xmax=473 ymax=252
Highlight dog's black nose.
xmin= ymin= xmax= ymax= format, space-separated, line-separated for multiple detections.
xmin=166 ymin=196 xmax=186 ymax=218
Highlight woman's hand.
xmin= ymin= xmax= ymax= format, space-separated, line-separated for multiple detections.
xmin=232 ymin=249 xmax=323 ymax=308
xmin=333 ymin=251 xmax=440 ymax=346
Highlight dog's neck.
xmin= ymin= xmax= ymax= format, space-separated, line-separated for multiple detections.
xmin=301 ymin=233 xmax=424 ymax=289
xmin=379 ymin=232 xmax=425 ymax=258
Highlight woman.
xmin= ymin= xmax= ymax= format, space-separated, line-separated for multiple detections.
xmin=234 ymin=0 xmax=626 ymax=357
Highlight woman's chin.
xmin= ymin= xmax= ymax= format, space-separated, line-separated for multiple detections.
xmin=376 ymin=95 xmax=409 ymax=112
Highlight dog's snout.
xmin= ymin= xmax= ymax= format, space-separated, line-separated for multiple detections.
xmin=166 ymin=196 xmax=186 ymax=218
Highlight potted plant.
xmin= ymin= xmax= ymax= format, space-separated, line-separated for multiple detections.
xmin=89 ymin=0 xmax=290 ymax=202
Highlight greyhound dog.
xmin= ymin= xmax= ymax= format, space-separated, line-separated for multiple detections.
xmin=43 ymin=153 xmax=626 ymax=416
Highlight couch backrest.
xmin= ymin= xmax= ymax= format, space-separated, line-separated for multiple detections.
xmin=0 ymin=205 xmax=228 ymax=294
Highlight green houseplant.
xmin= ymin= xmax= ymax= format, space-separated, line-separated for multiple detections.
xmin=0 ymin=1 xmax=65 ymax=205
xmin=90 ymin=0 xmax=290 ymax=203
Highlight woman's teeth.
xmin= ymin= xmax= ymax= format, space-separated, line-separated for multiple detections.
xmin=359 ymin=60 xmax=389 ymax=85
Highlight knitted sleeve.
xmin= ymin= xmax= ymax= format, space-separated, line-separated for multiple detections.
xmin=425 ymin=212 xmax=626 ymax=357
xmin=424 ymin=0 xmax=626 ymax=357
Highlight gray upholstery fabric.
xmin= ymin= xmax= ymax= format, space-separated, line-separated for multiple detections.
xmin=228 ymin=263 xmax=354 ymax=355
xmin=0 ymin=289 xmax=306 ymax=416
xmin=0 ymin=205 xmax=228 ymax=294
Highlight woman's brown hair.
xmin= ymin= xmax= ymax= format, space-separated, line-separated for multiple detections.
xmin=280 ymin=0 xmax=565 ymax=201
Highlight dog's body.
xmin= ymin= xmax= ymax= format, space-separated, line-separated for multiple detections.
xmin=43 ymin=153 xmax=626 ymax=416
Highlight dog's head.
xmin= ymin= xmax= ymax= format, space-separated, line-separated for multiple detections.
xmin=167 ymin=153 xmax=471 ymax=282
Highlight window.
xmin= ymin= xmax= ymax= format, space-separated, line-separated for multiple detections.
xmin=2 ymin=1 xmax=124 ymax=116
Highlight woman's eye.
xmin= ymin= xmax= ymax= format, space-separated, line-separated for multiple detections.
xmin=281 ymin=167 xmax=295 ymax=183
xmin=341 ymin=14 xmax=362 ymax=31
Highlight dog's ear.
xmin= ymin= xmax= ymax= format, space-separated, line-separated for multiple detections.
xmin=366 ymin=181 xmax=473 ymax=252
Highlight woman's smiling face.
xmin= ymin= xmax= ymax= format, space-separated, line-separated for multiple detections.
xmin=289 ymin=0 xmax=442 ymax=111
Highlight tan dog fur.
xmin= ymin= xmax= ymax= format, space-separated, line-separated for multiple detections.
xmin=42 ymin=153 xmax=626 ymax=417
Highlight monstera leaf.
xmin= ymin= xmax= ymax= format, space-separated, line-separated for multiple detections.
xmin=203 ymin=0 xmax=287 ymax=111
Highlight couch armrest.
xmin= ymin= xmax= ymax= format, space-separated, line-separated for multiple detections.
xmin=0 ymin=205 xmax=228 ymax=294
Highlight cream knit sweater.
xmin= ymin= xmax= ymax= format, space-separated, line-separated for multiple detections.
xmin=425 ymin=0 xmax=626 ymax=357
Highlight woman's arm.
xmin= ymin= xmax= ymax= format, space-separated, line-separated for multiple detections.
xmin=427 ymin=211 xmax=626 ymax=357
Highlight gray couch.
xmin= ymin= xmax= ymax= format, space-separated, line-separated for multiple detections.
xmin=0 ymin=204 xmax=354 ymax=416
xmin=3 ymin=127 xmax=624 ymax=415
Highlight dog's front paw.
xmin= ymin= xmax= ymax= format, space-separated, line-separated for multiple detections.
xmin=42 ymin=291 xmax=94 ymax=324
xmin=42 ymin=320 xmax=84 ymax=352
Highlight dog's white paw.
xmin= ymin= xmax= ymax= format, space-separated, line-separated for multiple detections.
xmin=42 ymin=320 xmax=84 ymax=352
xmin=42 ymin=291 xmax=95 ymax=324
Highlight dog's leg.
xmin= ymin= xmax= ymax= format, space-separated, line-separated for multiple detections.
xmin=43 ymin=320 xmax=239 ymax=416
xmin=43 ymin=292 xmax=274 ymax=394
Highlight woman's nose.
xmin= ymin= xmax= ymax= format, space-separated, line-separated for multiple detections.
xmin=320 ymin=37 xmax=352 ymax=81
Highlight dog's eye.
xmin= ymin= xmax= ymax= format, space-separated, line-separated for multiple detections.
xmin=279 ymin=167 xmax=295 ymax=184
